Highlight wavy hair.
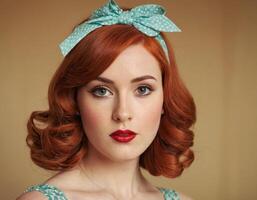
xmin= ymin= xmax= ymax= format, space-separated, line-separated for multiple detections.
xmin=26 ymin=12 xmax=196 ymax=178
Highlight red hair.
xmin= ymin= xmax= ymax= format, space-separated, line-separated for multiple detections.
xmin=26 ymin=14 xmax=196 ymax=178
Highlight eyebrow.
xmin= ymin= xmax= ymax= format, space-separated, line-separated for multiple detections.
xmin=92 ymin=75 xmax=157 ymax=84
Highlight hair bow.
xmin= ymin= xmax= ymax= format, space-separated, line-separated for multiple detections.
xmin=59 ymin=0 xmax=181 ymax=62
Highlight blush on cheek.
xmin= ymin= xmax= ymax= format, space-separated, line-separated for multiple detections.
xmin=149 ymin=109 xmax=162 ymax=123
xmin=140 ymin=106 xmax=162 ymax=146
xmin=80 ymin=106 xmax=101 ymax=131
xmin=81 ymin=105 xmax=98 ymax=125
xmin=144 ymin=93 xmax=163 ymax=122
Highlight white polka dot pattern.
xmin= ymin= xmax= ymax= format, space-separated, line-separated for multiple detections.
xmin=59 ymin=0 xmax=182 ymax=63
xmin=158 ymin=187 xmax=181 ymax=200
xmin=24 ymin=184 xmax=180 ymax=200
xmin=24 ymin=184 xmax=68 ymax=200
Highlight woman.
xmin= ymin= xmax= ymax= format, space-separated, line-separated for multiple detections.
xmin=17 ymin=1 xmax=196 ymax=199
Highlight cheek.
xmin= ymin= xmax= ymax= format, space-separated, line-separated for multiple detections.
xmin=143 ymin=94 xmax=163 ymax=120
xmin=140 ymin=94 xmax=163 ymax=132
xmin=79 ymin=100 xmax=105 ymax=132
xmin=147 ymin=105 xmax=162 ymax=130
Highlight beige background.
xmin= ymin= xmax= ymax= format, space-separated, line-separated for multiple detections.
xmin=1 ymin=0 xmax=257 ymax=199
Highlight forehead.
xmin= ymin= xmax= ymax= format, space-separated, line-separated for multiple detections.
xmin=99 ymin=44 xmax=162 ymax=80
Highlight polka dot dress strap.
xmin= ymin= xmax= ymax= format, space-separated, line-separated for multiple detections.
xmin=24 ymin=184 xmax=68 ymax=200
xmin=157 ymin=187 xmax=180 ymax=200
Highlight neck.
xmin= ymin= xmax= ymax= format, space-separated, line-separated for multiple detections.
xmin=76 ymin=143 xmax=150 ymax=199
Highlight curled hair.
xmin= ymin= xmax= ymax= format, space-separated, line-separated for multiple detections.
xmin=26 ymin=12 xmax=196 ymax=178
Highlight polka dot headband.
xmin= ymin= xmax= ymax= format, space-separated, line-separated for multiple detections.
xmin=59 ymin=0 xmax=181 ymax=63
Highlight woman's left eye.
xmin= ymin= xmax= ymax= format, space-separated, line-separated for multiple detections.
xmin=136 ymin=85 xmax=153 ymax=96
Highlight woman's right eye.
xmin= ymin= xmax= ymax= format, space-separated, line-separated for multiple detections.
xmin=90 ymin=86 xmax=112 ymax=97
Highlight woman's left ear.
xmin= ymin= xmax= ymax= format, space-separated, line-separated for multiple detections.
xmin=161 ymin=108 xmax=164 ymax=115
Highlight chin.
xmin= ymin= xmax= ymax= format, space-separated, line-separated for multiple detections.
xmin=104 ymin=149 xmax=143 ymax=162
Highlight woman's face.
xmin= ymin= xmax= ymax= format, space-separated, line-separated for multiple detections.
xmin=77 ymin=44 xmax=164 ymax=162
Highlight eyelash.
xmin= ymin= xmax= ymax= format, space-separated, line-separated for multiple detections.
xmin=90 ymin=84 xmax=154 ymax=98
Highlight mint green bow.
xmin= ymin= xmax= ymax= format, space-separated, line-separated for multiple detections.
xmin=59 ymin=0 xmax=181 ymax=62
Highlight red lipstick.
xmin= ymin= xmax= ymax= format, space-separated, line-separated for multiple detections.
xmin=110 ymin=129 xmax=137 ymax=143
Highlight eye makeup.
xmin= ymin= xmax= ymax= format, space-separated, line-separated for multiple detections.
xmin=89 ymin=84 xmax=154 ymax=98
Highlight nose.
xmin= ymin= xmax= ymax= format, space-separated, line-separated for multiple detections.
xmin=112 ymin=93 xmax=132 ymax=123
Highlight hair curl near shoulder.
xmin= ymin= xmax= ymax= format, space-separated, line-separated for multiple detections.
xmin=26 ymin=15 xmax=196 ymax=178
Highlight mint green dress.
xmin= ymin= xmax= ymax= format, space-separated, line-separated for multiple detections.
xmin=24 ymin=184 xmax=180 ymax=200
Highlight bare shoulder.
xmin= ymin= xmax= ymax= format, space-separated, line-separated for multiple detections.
xmin=177 ymin=191 xmax=193 ymax=200
xmin=16 ymin=191 xmax=46 ymax=200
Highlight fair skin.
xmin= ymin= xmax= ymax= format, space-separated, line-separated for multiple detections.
xmin=17 ymin=44 xmax=192 ymax=200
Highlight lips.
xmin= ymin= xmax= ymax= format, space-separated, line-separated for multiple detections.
xmin=110 ymin=129 xmax=137 ymax=143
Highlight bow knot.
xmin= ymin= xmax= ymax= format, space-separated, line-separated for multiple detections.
xmin=59 ymin=0 xmax=182 ymax=62
xmin=117 ymin=11 xmax=134 ymax=25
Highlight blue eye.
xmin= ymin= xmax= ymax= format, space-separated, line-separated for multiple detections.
xmin=90 ymin=86 xmax=112 ymax=97
xmin=136 ymin=86 xmax=153 ymax=96
xmin=90 ymin=85 xmax=153 ymax=98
